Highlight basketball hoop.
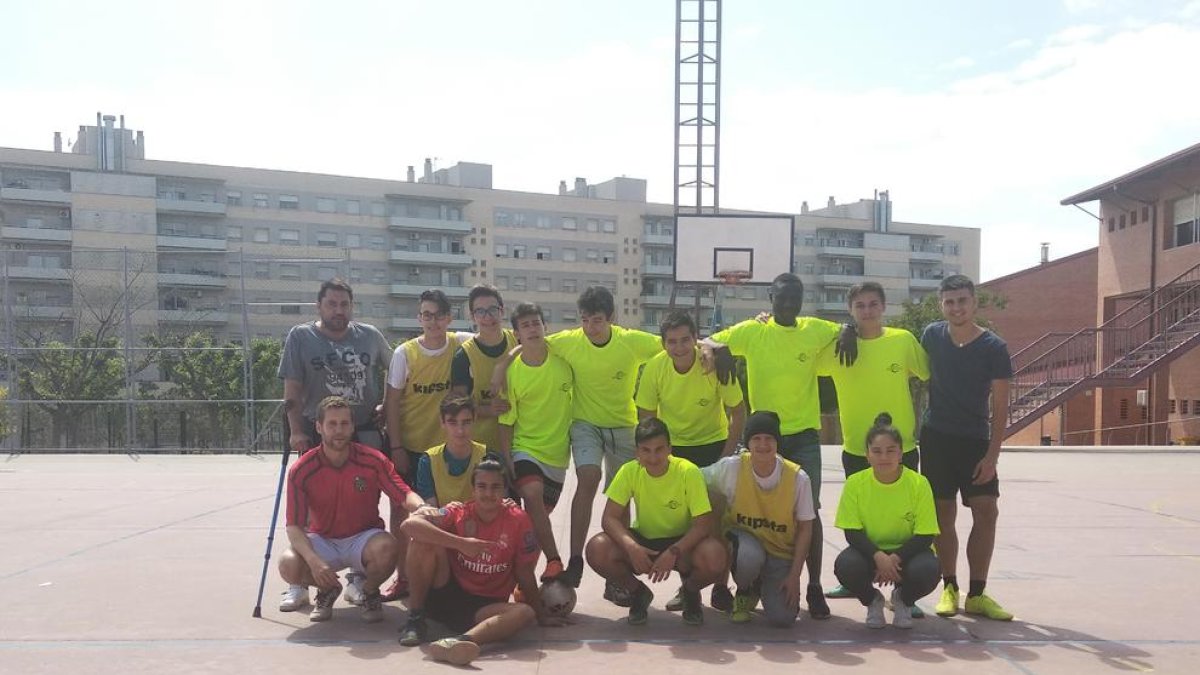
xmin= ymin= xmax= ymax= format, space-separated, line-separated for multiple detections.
xmin=716 ymin=269 xmax=751 ymax=286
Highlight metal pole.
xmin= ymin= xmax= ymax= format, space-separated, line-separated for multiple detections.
xmin=713 ymin=0 xmax=722 ymax=212
xmin=2 ymin=249 xmax=16 ymax=453
xmin=123 ymin=247 xmax=136 ymax=455
xmin=239 ymin=248 xmax=255 ymax=452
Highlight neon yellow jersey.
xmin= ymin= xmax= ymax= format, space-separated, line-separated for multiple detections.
xmin=635 ymin=349 xmax=743 ymax=446
xmin=498 ymin=353 xmax=574 ymax=469
xmin=605 ymin=455 xmax=711 ymax=540
xmin=398 ymin=334 xmax=461 ymax=453
xmin=817 ymin=327 xmax=929 ymax=456
xmin=834 ymin=467 xmax=939 ymax=552
xmin=711 ymin=317 xmax=841 ymax=435
xmin=547 ymin=326 xmax=662 ymax=428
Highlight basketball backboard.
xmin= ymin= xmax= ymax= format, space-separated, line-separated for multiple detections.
xmin=673 ymin=214 xmax=795 ymax=285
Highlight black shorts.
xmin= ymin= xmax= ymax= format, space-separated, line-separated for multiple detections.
xmin=841 ymin=449 xmax=919 ymax=478
xmin=513 ymin=460 xmax=564 ymax=509
xmin=672 ymin=440 xmax=726 ymax=468
xmin=919 ymin=426 xmax=1000 ymax=505
xmin=425 ymin=575 xmax=509 ymax=633
xmin=631 ymin=530 xmax=683 ymax=558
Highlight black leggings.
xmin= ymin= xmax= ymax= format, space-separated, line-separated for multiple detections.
xmin=833 ymin=547 xmax=939 ymax=606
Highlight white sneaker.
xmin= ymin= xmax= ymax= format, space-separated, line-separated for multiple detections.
xmin=343 ymin=573 xmax=366 ymax=606
xmin=865 ymin=591 xmax=886 ymax=629
xmin=279 ymin=585 xmax=310 ymax=612
xmin=891 ymin=588 xmax=912 ymax=629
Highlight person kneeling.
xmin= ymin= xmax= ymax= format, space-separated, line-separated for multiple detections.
xmin=703 ymin=411 xmax=814 ymax=627
xmin=277 ymin=396 xmax=431 ymax=623
xmin=834 ymin=413 xmax=940 ymax=629
xmin=399 ymin=455 xmax=563 ymax=665
xmin=585 ymin=417 xmax=727 ymax=626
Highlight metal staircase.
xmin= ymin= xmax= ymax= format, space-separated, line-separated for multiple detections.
xmin=1005 ymin=261 xmax=1200 ymax=438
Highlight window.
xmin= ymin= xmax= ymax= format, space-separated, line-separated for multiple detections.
xmin=227 ymin=226 xmax=242 ymax=241
xmin=496 ymin=275 xmax=509 ymax=290
xmin=253 ymin=228 xmax=270 ymax=243
xmin=279 ymin=194 xmax=300 ymax=210
xmin=346 ymin=233 xmax=362 ymax=248
xmin=562 ymin=217 xmax=577 ymax=230
xmin=1119 ymin=214 xmax=1126 ymax=230
xmin=562 ymin=248 xmax=577 ymax=262
xmin=563 ymin=310 xmax=577 ymax=322
xmin=316 ymin=232 xmax=338 ymax=247
xmin=279 ymin=264 xmax=301 ymax=280
xmin=512 ymin=276 xmax=527 ymax=291
xmin=494 ymin=243 xmax=509 ymax=258
xmin=586 ymin=219 xmax=599 ymax=232
xmin=254 ymin=262 xmax=270 ymax=279
xmin=1172 ymin=194 xmax=1197 ymax=248
xmin=253 ymin=193 xmax=269 ymax=208
xmin=536 ymin=246 xmax=551 ymax=260
xmin=371 ymin=201 xmax=386 ymax=217
xmin=373 ymin=269 xmax=387 ymax=284
xmin=537 ymin=277 xmax=552 ymax=292
xmin=562 ymin=279 xmax=577 ymax=293
xmin=512 ymin=245 xmax=526 ymax=259
xmin=602 ymin=219 xmax=616 ymax=233
xmin=536 ymin=215 xmax=552 ymax=229
xmin=369 ymin=235 xmax=385 ymax=250
xmin=1129 ymin=210 xmax=1137 ymax=226
xmin=349 ymin=267 xmax=363 ymax=283
xmin=346 ymin=200 xmax=360 ymax=215
xmin=1183 ymin=400 xmax=1192 ymax=415
xmin=586 ymin=249 xmax=599 ymax=262
xmin=226 ymin=191 xmax=242 ymax=206
xmin=1170 ymin=399 xmax=1178 ymax=413
xmin=1142 ymin=206 xmax=1150 ymax=222
xmin=1107 ymin=217 xmax=1115 ymax=232
xmin=602 ymin=250 xmax=615 ymax=263
xmin=316 ymin=197 xmax=337 ymax=213
xmin=1119 ymin=398 xmax=1129 ymax=420
xmin=318 ymin=266 xmax=337 ymax=280
xmin=279 ymin=229 xmax=300 ymax=245
xmin=803 ymin=263 xmax=815 ymax=274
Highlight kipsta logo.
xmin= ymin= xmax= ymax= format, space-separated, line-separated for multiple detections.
xmin=666 ymin=499 xmax=682 ymax=510
xmin=613 ymin=371 xmax=627 ymax=381
xmin=796 ymin=353 xmax=808 ymax=362
xmin=697 ymin=397 xmax=711 ymax=407
xmin=561 ymin=382 xmax=572 ymax=392
xmin=889 ymin=363 xmax=902 ymax=373
xmin=353 ymin=476 xmax=367 ymax=492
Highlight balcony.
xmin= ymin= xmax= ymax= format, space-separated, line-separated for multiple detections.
xmin=642 ymin=232 xmax=674 ymax=246
xmin=910 ymin=247 xmax=944 ymax=262
xmin=641 ymin=293 xmax=714 ymax=307
xmin=644 ymin=263 xmax=673 ymax=276
xmin=815 ymin=300 xmax=849 ymax=312
xmin=388 ymin=216 xmax=472 ymax=234
xmin=157 ymin=272 xmax=227 ymax=288
xmin=390 ymin=317 xmax=473 ymax=331
xmin=388 ymin=250 xmax=473 ymax=266
xmin=909 ymin=277 xmax=942 ymax=290
xmin=2 ymin=226 xmax=72 ymax=243
xmin=816 ymin=273 xmax=861 ymax=286
xmin=156 ymin=197 xmax=227 ymax=217
xmin=0 ymin=186 xmax=72 ymax=204
xmin=7 ymin=266 xmax=71 ymax=281
xmin=816 ymin=243 xmax=865 ymax=257
xmin=157 ymin=309 xmax=228 ymax=324
xmin=389 ymin=284 xmax=470 ymax=298
xmin=8 ymin=304 xmax=73 ymax=320
xmin=156 ymin=234 xmax=227 ymax=251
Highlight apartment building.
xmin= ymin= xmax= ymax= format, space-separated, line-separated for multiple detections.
xmin=0 ymin=114 xmax=979 ymax=346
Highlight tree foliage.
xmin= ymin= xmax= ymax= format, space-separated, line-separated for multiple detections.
xmin=888 ymin=291 xmax=1007 ymax=337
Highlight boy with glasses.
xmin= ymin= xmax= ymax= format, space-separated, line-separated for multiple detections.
xmin=450 ymin=285 xmax=517 ymax=451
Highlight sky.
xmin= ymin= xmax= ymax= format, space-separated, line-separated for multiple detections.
xmin=3 ymin=0 xmax=1199 ymax=281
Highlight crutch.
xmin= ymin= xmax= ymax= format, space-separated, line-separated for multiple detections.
xmin=252 ymin=415 xmax=292 ymax=618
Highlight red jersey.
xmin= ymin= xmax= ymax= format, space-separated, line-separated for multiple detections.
xmin=286 ymin=442 xmax=412 ymax=539
xmin=440 ymin=501 xmax=539 ymax=599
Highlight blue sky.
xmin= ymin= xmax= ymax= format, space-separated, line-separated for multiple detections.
xmin=3 ymin=0 xmax=1199 ymax=280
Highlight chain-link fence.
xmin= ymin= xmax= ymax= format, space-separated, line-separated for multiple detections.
xmin=0 ymin=246 xmax=363 ymax=454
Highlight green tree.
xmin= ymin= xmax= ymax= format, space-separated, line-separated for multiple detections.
xmin=20 ymin=334 xmax=128 ymax=447
xmin=888 ymin=291 xmax=1007 ymax=337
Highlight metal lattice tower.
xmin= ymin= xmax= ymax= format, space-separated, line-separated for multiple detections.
xmin=674 ymin=0 xmax=721 ymax=216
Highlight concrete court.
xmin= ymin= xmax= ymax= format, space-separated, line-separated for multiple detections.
xmin=1 ymin=447 xmax=1198 ymax=674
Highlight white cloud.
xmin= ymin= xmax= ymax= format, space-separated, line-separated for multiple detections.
xmin=939 ymin=56 xmax=976 ymax=71
xmin=1005 ymin=38 xmax=1035 ymax=50
xmin=1047 ymin=24 xmax=1105 ymax=45
xmin=1181 ymin=0 xmax=1200 ymax=19
xmin=1063 ymin=0 xmax=1103 ymax=13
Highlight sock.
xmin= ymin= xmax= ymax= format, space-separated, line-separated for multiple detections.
xmin=968 ymin=580 xmax=986 ymax=598
xmin=943 ymin=575 xmax=959 ymax=591
xmin=568 ymin=555 xmax=584 ymax=568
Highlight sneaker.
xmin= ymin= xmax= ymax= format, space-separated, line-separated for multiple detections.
xmin=825 ymin=583 xmax=854 ymax=599
xmin=309 ymin=583 xmax=342 ymax=622
xmin=891 ymin=588 xmax=912 ymax=629
xmin=730 ymin=592 xmax=757 ymax=623
xmin=964 ymin=593 xmax=1014 ymax=621
xmin=605 ymin=579 xmax=634 ymax=608
xmin=806 ymin=583 xmax=831 ymax=620
xmin=343 ymin=572 xmax=366 ymax=606
xmin=710 ymin=584 xmax=734 ymax=612
xmin=381 ymin=577 xmax=409 ymax=602
xmin=664 ymin=586 xmax=685 ymax=612
xmin=935 ymin=584 xmax=960 ymax=617
xmin=361 ymin=589 xmax=384 ymax=623
xmin=540 ymin=558 xmax=565 ymax=583
xmin=681 ymin=588 xmax=704 ymax=626
xmin=865 ymin=591 xmax=886 ymax=629
xmin=911 ymin=603 xmax=926 ymax=619
xmin=627 ymin=582 xmax=654 ymax=625
xmin=398 ymin=616 xmax=428 ymax=647
xmin=561 ymin=556 xmax=584 ymax=588
xmin=428 ymin=636 xmax=481 ymax=666
xmin=278 ymin=585 xmax=310 ymax=612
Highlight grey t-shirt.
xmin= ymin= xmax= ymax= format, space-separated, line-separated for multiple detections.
xmin=277 ymin=321 xmax=392 ymax=427
xmin=921 ymin=321 xmax=1013 ymax=440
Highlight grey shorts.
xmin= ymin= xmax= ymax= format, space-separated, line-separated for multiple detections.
xmin=726 ymin=528 xmax=800 ymax=627
xmin=305 ymin=528 xmax=386 ymax=575
xmin=570 ymin=421 xmax=636 ymax=486
xmin=780 ymin=429 xmax=822 ymax=509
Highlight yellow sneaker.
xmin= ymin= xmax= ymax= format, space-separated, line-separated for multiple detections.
xmin=729 ymin=593 xmax=758 ymax=623
xmin=935 ymin=585 xmax=959 ymax=617
xmin=964 ymin=593 xmax=1013 ymax=621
